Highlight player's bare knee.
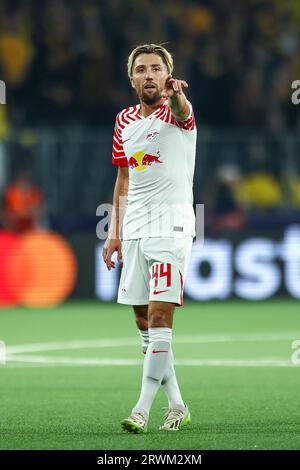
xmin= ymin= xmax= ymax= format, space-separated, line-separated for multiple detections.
xmin=148 ymin=310 xmax=171 ymax=328
xmin=148 ymin=302 xmax=174 ymax=328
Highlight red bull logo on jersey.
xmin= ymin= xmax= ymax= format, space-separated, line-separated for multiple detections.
xmin=128 ymin=151 xmax=162 ymax=171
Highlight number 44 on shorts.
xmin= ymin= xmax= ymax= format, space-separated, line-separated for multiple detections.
xmin=152 ymin=263 xmax=172 ymax=294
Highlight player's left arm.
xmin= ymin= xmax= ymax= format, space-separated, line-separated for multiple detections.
xmin=162 ymin=74 xmax=190 ymax=121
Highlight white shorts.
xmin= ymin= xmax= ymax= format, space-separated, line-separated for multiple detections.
xmin=117 ymin=237 xmax=193 ymax=306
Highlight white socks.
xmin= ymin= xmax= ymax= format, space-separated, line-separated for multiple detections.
xmin=134 ymin=328 xmax=184 ymax=415
xmin=132 ymin=328 xmax=172 ymax=416
xmin=161 ymin=346 xmax=185 ymax=408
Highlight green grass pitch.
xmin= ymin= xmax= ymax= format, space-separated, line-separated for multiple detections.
xmin=0 ymin=299 xmax=299 ymax=450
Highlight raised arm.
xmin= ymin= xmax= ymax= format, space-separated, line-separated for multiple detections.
xmin=162 ymin=74 xmax=190 ymax=121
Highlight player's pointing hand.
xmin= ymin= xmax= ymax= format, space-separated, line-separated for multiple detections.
xmin=162 ymin=74 xmax=188 ymax=98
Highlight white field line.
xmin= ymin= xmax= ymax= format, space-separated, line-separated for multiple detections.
xmin=6 ymin=332 xmax=300 ymax=355
xmin=6 ymin=338 xmax=138 ymax=354
xmin=3 ymin=332 xmax=299 ymax=368
xmin=3 ymin=355 xmax=297 ymax=367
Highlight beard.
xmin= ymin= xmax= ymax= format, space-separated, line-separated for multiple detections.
xmin=141 ymin=88 xmax=162 ymax=105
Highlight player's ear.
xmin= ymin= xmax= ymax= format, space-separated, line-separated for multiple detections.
xmin=130 ymin=78 xmax=135 ymax=89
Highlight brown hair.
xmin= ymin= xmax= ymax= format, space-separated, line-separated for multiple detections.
xmin=127 ymin=43 xmax=173 ymax=78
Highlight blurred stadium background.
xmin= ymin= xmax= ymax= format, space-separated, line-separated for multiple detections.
xmin=0 ymin=0 xmax=300 ymax=450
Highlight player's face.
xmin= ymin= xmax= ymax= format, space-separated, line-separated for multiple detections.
xmin=130 ymin=53 xmax=168 ymax=105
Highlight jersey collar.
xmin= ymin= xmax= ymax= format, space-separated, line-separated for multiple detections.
xmin=138 ymin=100 xmax=168 ymax=119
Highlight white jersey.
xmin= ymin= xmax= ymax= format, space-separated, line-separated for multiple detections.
xmin=112 ymin=99 xmax=197 ymax=240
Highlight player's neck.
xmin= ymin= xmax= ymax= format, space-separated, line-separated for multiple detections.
xmin=139 ymin=98 xmax=165 ymax=118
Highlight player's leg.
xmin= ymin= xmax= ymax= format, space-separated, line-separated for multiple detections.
xmin=130 ymin=237 xmax=188 ymax=419
xmin=148 ymin=301 xmax=190 ymax=432
xmin=145 ymin=238 xmax=192 ymax=431
xmin=131 ymin=300 xmax=190 ymax=432
xmin=131 ymin=301 xmax=175 ymax=418
xmin=121 ymin=238 xmax=192 ymax=432
xmin=133 ymin=305 xmax=184 ymax=409
xmin=123 ymin=302 xmax=175 ymax=432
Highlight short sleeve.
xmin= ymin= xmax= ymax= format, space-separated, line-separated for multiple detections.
xmin=112 ymin=113 xmax=128 ymax=167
